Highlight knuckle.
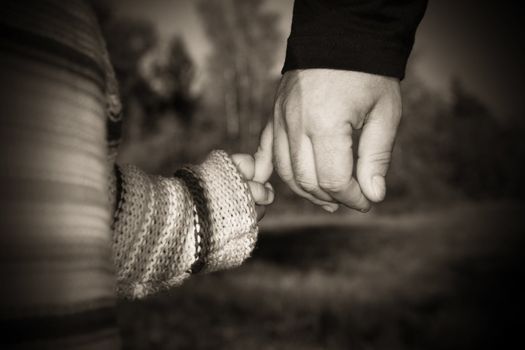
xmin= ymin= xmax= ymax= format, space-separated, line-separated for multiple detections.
xmin=367 ymin=151 xmax=392 ymax=166
xmin=283 ymin=107 xmax=302 ymax=130
xmin=278 ymin=171 xmax=294 ymax=184
xmin=274 ymin=162 xmax=293 ymax=183
xmin=296 ymin=177 xmax=318 ymax=193
xmin=318 ymin=178 xmax=349 ymax=193
xmin=378 ymin=96 xmax=402 ymax=124
xmin=275 ymin=91 xmax=292 ymax=114
xmin=309 ymin=116 xmax=352 ymax=137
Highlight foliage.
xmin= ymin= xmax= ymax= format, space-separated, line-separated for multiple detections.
xmin=98 ymin=14 xmax=198 ymax=171
xmin=197 ymin=0 xmax=281 ymax=153
xmin=388 ymin=71 xmax=525 ymax=204
xmin=96 ymin=0 xmax=524 ymax=206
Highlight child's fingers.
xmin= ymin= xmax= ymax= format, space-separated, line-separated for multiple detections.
xmin=255 ymin=205 xmax=266 ymax=221
xmin=247 ymin=180 xmax=274 ymax=205
xmin=232 ymin=154 xmax=275 ymax=213
xmin=231 ymin=153 xmax=255 ymax=181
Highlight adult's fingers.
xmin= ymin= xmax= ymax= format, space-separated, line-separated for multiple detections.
xmin=311 ymin=132 xmax=370 ymax=211
xmin=288 ymin=132 xmax=334 ymax=202
xmin=273 ymin=120 xmax=338 ymax=211
xmin=357 ymin=97 xmax=402 ymax=202
xmin=253 ymin=119 xmax=274 ymax=184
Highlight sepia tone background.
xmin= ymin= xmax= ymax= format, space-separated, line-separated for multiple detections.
xmin=92 ymin=0 xmax=524 ymax=349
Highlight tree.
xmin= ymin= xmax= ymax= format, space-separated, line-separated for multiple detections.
xmin=102 ymin=18 xmax=158 ymax=96
xmin=100 ymin=14 xmax=198 ymax=172
xmin=445 ymin=80 xmax=518 ymax=199
xmin=138 ymin=37 xmax=196 ymax=128
xmin=197 ymin=0 xmax=281 ymax=152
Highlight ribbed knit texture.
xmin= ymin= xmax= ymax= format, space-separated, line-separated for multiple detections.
xmin=112 ymin=151 xmax=258 ymax=299
xmin=0 ymin=2 xmax=260 ymax=348
xmin=0 ymin=1 xmax=121 ymax=348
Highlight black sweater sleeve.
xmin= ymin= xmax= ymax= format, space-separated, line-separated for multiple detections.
xmin=283 ymin=0 xmax=428 ymax=79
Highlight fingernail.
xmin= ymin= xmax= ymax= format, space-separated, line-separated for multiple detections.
xmin=322 ymin=205 xmax=338 ymax=213
xmin=267 ymin=190 xmax=275 ymax=204
xmin=264 ymin=183 xmax=275 ymax=202
xmin=372 ymin=175 xmax=386 ymax=200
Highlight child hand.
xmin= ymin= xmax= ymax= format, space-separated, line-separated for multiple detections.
xmin=232 ymin=153 xmax=274 ymax=220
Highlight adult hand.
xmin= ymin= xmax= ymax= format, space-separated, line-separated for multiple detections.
xmin=255 ymin=69 xmax=402 ymax=212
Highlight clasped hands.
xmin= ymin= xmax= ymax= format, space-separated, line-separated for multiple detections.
xmin=234 ymin=69 xmax=402 ymax=219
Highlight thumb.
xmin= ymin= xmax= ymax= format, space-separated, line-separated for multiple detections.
xmin=357 ymin=99 xmax=401 ymax=202
xmin=253 ymin=119 xmax=274 ymax=183
xmin=231 ymin=153 xmax=255 ymax=180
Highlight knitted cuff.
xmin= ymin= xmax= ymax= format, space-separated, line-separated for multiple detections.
xmin=111 ymin=150 xmax=258 ymax=299
xmin=183 ymin=150 xmax=258 ymax=273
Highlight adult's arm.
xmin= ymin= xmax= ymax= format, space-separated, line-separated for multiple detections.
xmin=284 ymin=0 xmax=428 ymax=79
xmin=255 ymin=0 xmax=428 ymax=211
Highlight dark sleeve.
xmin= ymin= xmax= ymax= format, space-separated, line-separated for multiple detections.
xmin=283 ymin=0 xmax=428 ymax=79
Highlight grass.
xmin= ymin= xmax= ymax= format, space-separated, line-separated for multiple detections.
xmin=117 ymin=202 xmax=524 ymax=349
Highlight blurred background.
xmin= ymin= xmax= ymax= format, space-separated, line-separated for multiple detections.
xmin=93 ymin=0 xmax=524 ymax=348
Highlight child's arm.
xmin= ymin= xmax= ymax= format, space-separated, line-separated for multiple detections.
xmin=109 ymin=150 xmax=272 ymax=299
